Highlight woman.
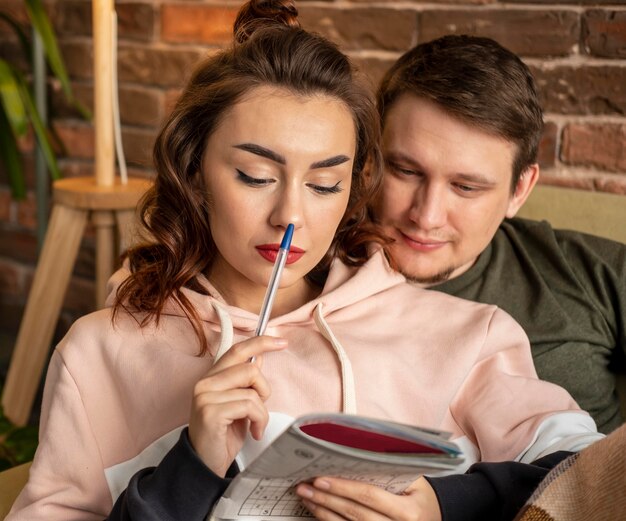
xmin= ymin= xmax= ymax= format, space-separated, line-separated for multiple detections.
xmin=8 ymin=1 xmax=601 ymax=520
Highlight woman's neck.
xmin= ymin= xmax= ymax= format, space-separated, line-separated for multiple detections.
xmin=207 ymin=259 xmax=321 ymax=317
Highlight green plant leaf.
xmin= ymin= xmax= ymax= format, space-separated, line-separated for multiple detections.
xmin=4 ymin=426 xmax=38 ymax=463
xmin=0 ymin=12 xmax=32 ymax=62
xmin=24 ymin=0 xmax=72 ymax=99
xmin=15 ymin=71 xmax=61 ymax=180
xmin=0 ymin=406 xmax=14 ymax=436
xmin=0 ymin=59 xmax=28 ymax=136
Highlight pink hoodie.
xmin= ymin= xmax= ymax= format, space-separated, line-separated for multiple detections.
xmin=8 ymin=249 xmax=601 ymax=519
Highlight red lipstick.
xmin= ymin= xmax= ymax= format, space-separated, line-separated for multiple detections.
xmin=256 ymin=244 xmax=305 ymax=264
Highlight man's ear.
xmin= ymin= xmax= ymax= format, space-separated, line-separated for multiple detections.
xmin=506 ymin=164 xmax=539 ymax=218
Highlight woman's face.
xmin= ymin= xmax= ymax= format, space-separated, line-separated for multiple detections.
xmin=203 ymin=85 xmax=356 ymax=310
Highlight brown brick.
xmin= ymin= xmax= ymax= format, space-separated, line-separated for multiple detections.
xmin=53 ymin=121 xmax=95 ymax=160
xmin=0 ymin=190 xmax=12 ymax=223
xmin=0 ymin=153 xmax=37 ymax=193
xmin=0 ymin=298 xmax=26 ymax=335
xmin=537 ymin=174 xmax=596 ymax=191
xmin=351 ymin=56 xmax=397 ymax=92
xmin=561 ymin=123 xmax=626 ymax=172
xmin=350 ymin=0 xmax=494 ymax=3
xmin=0 ymin=40 xmax=29 ymax=73
xmin=58 ymin=1 xmax=154 ymax=41
xmin=0 ymin=0 xmax=29 ymax=30
xmin=56 ymin=0 xmax=92 ymax=37
xmin=59 ymin=161 xmax=98 ymax=179
xmin=531 ymin=65 xmax=626 ymax=115
xmin=121 ymin=128 xmax=157 ymax=168
xmin=418 ymin=9 xmax=580 ymax=57
xmin=538 ymin=121 xmax=558 ymax=169
xmin=63 ymin=275 xmax=96 ymax=315
xmin=116 ymin=3 xmax=156 ymax=42
xmin=582 ymin=10 xmax=626 ymax=58
xmin=300 ymin=6 xmax=416 ymax=51
xmin=16 ymin=192 xmax=37 ymax=230
xmin=117 ymin=45 xmax=205 ymax=88
xmin=73 ymin=237 xmax=95 ymax=279
xmin=164 ymin=88 xmax=183 ymax=118
xmin=594 ymin=176 xmax=626 ymax=195
xmin=0 ymin=259 xmax=23 ymax=297
xmin=161 ymin=4 xmax=237 ymax=45
xmin=51 ymin=81 xmax=93 ymax=119
xmin=16 ymin=127 xmax=34 ymax=153
xmin=61 ymin=41 xmax=94 ymax=80
xmin=508 ymin=0 xmax=626 ymax=5
xmin=0 ymin=229 xmax=38 ymax=264
xmin=119 ymin=86 xmax=164 ymax=127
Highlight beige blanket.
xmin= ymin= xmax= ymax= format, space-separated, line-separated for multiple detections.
xmin=516 ymin=423 xmax=626 ymax=520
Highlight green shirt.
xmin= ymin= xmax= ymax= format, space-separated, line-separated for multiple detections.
xmin=433 ymin=218 xmax=626 ymax=434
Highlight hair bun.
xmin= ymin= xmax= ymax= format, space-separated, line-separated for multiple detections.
xmin=234 ymin=0 xmax=300 ymax=44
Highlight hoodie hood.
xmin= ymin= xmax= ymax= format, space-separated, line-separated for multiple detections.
xmin=105 ymin=247 xmax=405 ymax=331
xmin=105 ymin=247 xmax=406 ymax=414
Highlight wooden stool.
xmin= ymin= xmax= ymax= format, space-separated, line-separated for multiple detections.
xmin=1 ymin=176 xmax=152 ymax=426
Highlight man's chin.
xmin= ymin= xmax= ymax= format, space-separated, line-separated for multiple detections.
xmin=400 ymin=267 xmax=455 ymax=287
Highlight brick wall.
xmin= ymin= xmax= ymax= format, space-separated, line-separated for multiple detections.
xmin=0 ymin=0 xmax=625 ymax=352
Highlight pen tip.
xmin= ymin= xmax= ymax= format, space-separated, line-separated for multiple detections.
xmin=280 ymin=224 xmax=294 ymax=250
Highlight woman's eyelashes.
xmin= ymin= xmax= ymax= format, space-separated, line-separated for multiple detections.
xmin=236 ymin=169 xmax=273 ymax=186
xmin=307 ymin=181 xmax=343 ymax=194
xmin=236 ymin=169 xmax=343 ymax=195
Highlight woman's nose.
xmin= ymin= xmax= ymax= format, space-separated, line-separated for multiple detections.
xmin=269 ymin=185 xmax=304 ymax=231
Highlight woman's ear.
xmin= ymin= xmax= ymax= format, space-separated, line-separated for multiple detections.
xmin=506 ymin=164 xmax=539 ymax=219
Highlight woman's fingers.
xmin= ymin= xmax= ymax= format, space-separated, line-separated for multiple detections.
xmin=196 ymin=361 xmax=272 ymax=401
xmin=212 ymin=336 xmax=288 ymax=371
xmin=188 ymin=335 xmax=286 ymax=474
xmin=194 ymin=388 xmax=269 ymax=436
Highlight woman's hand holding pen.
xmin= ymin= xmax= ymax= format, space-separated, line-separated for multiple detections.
xmin=188 ymin=335 xmax=288 ymax=477
xmin=295 ymin=476 xmax=442 ymax=521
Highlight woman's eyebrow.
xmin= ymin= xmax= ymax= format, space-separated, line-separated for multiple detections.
xmin=234 ymin=143 xmax=350 ymax=170
xmin=233 ymin=143 xmax=286 ymax=164
xmin=310 ymin=155 xmax=351 ymax=169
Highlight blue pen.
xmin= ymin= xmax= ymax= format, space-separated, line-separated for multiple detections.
xmin=250 ymin=224 xmax=294 ymax=362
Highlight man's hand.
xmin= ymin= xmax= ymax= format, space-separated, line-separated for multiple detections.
xmin=295 ymin=476 xmax=441 ymax=521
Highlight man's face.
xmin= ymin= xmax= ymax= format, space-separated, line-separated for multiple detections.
xmin=376 ymin=94 xmax=534 ymax=286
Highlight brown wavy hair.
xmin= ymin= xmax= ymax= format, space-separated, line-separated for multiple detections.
xmin=113 ymin=0 xmax=388 ymax=354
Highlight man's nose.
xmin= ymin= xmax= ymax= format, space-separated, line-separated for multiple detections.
xmin=408 ymin=184 xmax=447 ymax=230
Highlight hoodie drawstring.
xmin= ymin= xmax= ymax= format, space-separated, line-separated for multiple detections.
xmin=210 ymin=300 xmax=357 ymax=415
xmin=212 ymin=301 xmax=234 ymax=363
xmin=314 ymin=302 xmax=357 ymax=414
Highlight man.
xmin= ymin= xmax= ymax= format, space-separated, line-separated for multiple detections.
xmin=375 ymin=34 xmax=626 ymax=434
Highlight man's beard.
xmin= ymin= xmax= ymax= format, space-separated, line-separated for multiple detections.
xmin=400 ymin=266 xmax=455 ymax=286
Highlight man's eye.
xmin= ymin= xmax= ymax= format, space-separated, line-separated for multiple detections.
xmin=307 ymin=181 xmax=343 ymax=195
xmin=236 ymin=169 xmax=273 ymax=186
xmin=455 ymin=183 xmax=483 ymax=195
xmin=387 ymin=162 xmax=416 ymax=176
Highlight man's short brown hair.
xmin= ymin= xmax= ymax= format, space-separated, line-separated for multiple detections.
xmin=378 ymin=35 xmax=544 ymax=192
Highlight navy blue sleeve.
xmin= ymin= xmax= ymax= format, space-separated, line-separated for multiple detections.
xmin=107 ymin=428 xmax=239 ymax=521
xmin=425 ymin=451 xmax=573 ymax=521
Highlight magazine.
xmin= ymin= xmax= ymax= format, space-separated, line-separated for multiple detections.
xmin=208 ymin=413 xmax=464 ymax=521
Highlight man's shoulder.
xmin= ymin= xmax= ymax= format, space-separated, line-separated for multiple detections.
xmin=502 ymin=217 xmax=624 ymax=246
xmin=500 ymin=217 xmax=626 ymax=260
